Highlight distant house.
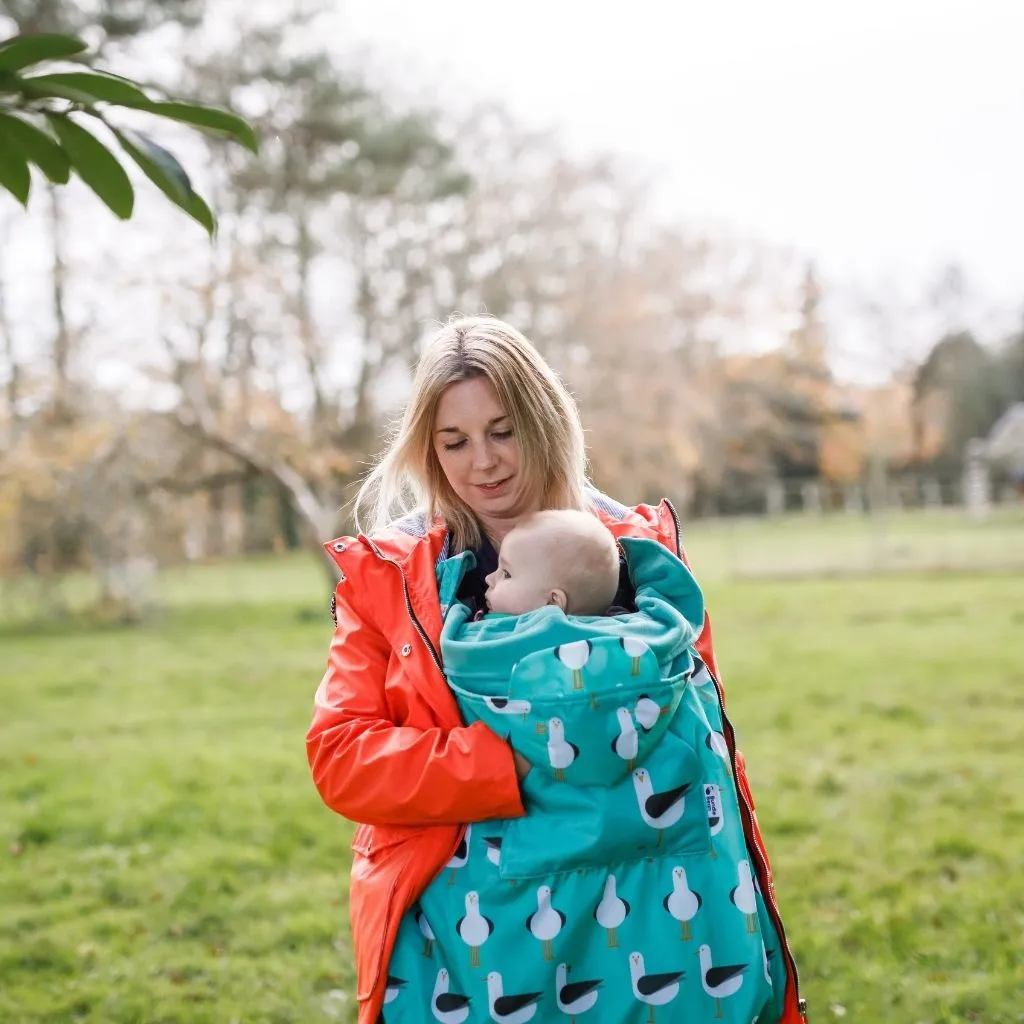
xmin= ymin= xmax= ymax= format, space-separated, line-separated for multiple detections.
xmin=985 ymin=402 xmax=1024 ymax=479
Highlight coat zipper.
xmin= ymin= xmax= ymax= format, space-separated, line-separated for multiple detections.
xmin=364 ymin=536 xmax=468 ymax=881
xmin=364 ymin=537 xmax=444 ymax=675
xmin=665 ymin=498 xmax=804 ymax=1013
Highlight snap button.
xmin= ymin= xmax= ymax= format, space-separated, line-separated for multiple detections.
xmin=400 ymin=643 xmax=412 ymax=657
xmin=337 ymin=571 xmax=346 ymax=582
xmin=332 ymin=541 xmax=346 ymax=552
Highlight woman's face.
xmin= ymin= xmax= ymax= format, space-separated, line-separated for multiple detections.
xmin=433 ymin=377 xmax=539 ymax=532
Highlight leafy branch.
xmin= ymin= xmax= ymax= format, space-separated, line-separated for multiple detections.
xmin=0 ymin=32 xmax=259 ymax=235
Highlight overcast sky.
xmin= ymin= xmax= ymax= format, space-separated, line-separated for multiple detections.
xmin=341 ymin=0 xmax=1024 ymax=321
xmin=4 ymin=0 xmax=1022 ymax=391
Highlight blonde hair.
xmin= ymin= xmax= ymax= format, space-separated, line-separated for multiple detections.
xmin=515 ymin=509 xmax=620 ymax=615
xmin=354 ymin=315 xmax=588 ymax=551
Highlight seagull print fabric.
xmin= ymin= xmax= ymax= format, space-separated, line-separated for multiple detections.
xmin=381 ymin=537 xmax=787 ymax=1023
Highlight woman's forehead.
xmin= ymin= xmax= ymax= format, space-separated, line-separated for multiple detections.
xmin=434 ymin=377 xmax=506 ymax=428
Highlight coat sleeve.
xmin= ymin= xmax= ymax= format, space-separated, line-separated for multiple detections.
xmin=306 ymin=580 xmax=526 ymax=828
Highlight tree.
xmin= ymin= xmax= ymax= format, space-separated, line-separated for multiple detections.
xmin=912 ymin=331 xmax=1005 ymax=470
xmin=0 ymin=0 xmax=204 ymax=43
xmin=0 ymin=31 xmax=257 ymax=233
xmin=142 ymin=17 xmax=473 ymax=577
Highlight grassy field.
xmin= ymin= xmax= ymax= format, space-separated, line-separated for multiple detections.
xmin=1 ymin=523 xmax=1023 ymax=1022
xmin=681 ymin=505 xmax=1024 ymax=580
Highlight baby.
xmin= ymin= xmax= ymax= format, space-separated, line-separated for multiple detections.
xmin=483 ymin=508 xmax=620 ymax=616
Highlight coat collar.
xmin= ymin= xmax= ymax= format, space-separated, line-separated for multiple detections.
xmin=323 ymin=488 xmax=678 ymax=573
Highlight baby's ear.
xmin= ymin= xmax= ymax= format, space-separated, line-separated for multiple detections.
xmin=547 ymin=588 xmax=568 ymax=611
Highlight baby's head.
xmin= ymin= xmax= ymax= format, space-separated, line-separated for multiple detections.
xmin=484 ymin=509 xmax=620 ymax=616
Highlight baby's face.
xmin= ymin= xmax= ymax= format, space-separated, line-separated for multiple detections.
xmin=484 ymin=525 xmax=563 ymax=615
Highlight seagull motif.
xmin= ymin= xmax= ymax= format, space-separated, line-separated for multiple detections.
xmin=554 ymin=640 xmax=591 ymax=691
xmin=697 ymin=943 xmax=747 ymax=1018
xmin=628 ymin=951 xmax=685 ymax=1023
xmin=526 ymin=885 xmax=566 ymax=961
xmin=484 ymin=696 xmax=532 ymax=718
xmin=705 ymin=730 xmax=733 ymax=777
xmin=483 ymin=835 xmax=503 ymax=867
xmin=632 ymin=767 xmax=690 ymax=847
xmin=594 ymin=874 xmax=630 ymax=947
xmin=445 ymin=825 xmax=471 ymax=886
xmin=547 ymin=717 xmax=578 ymax=782
xmin=634 ymin=694 xmax=664 ymax=732
xmin=383 ymin=974 xmax=406 ymax=1005
xmin=612 ymin=707 xmax=639 ymax=771
xmin=689 ymin=658 xmax=717 ymax=705
xmin=619 ymin=636 xmax=649 ymax=676
xmin=485 ymin=971 xmax=543 ymax=1024
xmin=457 ymin=890 xmax=494 ymax=968
xmin=761 ymin=941 xmax=774 ymax=987
xmin=415 ymin=906 xmax=436 ymax=958
xmin=663 ymin=865 xmax=702 ymax=941
xmin=555 ymin=962 xmax=602 ymax=1021
xmin=729 ymin=859 xmax=758 ymax=933
xmin=431 ymin=968 xmax=472 ymax=1024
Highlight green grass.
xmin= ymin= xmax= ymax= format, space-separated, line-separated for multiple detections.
xmin=681 ymin=505 xmax=1024 ymax=580
xmin=1 ymin=539 xmax=1023 ymax=1022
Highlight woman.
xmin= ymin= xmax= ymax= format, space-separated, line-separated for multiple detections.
xmin=306 ymin=316 xmax=806 ymax=1024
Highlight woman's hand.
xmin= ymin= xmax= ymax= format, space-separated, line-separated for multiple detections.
xmin=512 ymin=748 xmax=533 ymax=782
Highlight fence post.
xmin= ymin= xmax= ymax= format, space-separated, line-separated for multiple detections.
xmin=801 ymin=481 xmax=822 ymax=515
xmin=964 ymin=439 xmax=991 ymax=520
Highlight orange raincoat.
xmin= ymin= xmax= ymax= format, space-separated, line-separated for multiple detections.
xmin=306 ymin=496 xmax=806 ymax=1024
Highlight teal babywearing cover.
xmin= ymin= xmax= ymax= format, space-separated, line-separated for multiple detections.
xmin=383 ymin=537 xmax=787 ymax=1024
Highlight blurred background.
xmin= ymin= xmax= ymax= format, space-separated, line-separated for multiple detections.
xmin=2 ymin=2 xmax=1022 ymax=1023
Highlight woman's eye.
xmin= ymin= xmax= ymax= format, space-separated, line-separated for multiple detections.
xmin=443 ymin=438 xmax=467 ymax=451
xmin=492 ymin=430 xmax=513 ymax=441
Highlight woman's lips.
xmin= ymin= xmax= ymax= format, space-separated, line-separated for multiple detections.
xmin=476 ymin=476 xmax=511 ymax=494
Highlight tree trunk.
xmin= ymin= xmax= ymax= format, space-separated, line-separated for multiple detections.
xmin=0 ymin=233 xmax=19 ymax=441
xmin=49 ymin=187 xmax=72 ymax=420
xmin=175 ymin=409 xmax=341 ymax=589
xmin=296 ymin=211 xmax=326 ymax=432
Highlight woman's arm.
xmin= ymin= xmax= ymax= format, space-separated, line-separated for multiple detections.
xmin=306 ymin=581 xmax=526 ymax=828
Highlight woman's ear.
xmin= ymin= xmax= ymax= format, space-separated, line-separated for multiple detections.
xmin=547 ymin=588 xmax=568 ymax=611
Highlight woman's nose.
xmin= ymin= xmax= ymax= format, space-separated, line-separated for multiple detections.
xmin=471 ymin=440 xmax=497 ymax=470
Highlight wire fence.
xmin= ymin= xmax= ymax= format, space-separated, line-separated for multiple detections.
xmin=680 ymin=502 xmax=1024 ymax=582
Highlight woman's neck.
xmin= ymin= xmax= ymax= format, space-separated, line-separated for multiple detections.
xmin=480 ymin=520 xmax=515 ymax=549
xmin=475 ymin=492 xmax=543 ymax=549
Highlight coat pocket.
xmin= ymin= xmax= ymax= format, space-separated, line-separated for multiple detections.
xmin=349 ymin=857 xmax=399 ymax=1003
xmin=348 ymin=825 xmax=425 ymax=1004
xmin=497 ymin=730 xmax=710 ymax=880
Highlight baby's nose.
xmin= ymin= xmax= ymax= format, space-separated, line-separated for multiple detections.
xmin=484 ymin=569 xmax=497 ymax=588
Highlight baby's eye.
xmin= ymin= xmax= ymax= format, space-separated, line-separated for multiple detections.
xmin=502 ymin=569 xmax=511 ymax=579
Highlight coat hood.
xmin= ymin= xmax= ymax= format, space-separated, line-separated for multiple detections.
xmin=437 ymin=536 xmax=705 ymax=786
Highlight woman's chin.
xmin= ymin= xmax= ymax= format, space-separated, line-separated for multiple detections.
xmin=468 ymin=490 xmax=522 ymax=519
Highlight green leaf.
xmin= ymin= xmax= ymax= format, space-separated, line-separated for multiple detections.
xmin=115 ymin=128 xmax=191 ymax=204
xmin=46 ymin=115 xmax=133 ymax=219
xmin=21 ymin=72 xmax=151 ymax=107
xmin=11 ymin=80 xmax=98 ymax=105
xmin=0 ymin=146 xmax=31 ymax=205
xmin=143 ymin=101 xmax=259 ymax=153
xmin=187 ymin=191 xmax=217 ymax=237
xmin=0 ymin=113 xmax=70 ymax=183
xmin=114 ymin=128 xmax=216 ymax=237
xmin=0 ymin=33 xmax=87 ymax=73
